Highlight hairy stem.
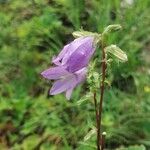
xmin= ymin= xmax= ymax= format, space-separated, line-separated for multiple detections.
xmin=101 ymin=132 xmax=106 ymax=150
xmin=93 ymin=92 xmax=100 ymax=150
xmin=98 ymin=37 xmax=106 ymax=150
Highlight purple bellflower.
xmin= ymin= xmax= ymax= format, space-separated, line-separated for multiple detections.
xmin=41 ymin=36 xmax=95 ymax=99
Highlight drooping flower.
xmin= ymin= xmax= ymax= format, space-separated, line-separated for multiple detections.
xmin=41 ymin=36 xmax=95 ymax=99
xmin=41 ymin=67 xmax=87 ymax=99
xmin=52 ymin=36 xmax=95 ymax=72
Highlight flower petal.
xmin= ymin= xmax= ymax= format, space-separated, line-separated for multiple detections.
xmin=50 ymin=74 xmax=77 ymax=95
xmin=75 ymin=67 xmax=87 ymax=84
xmin=53 ymin=37 xmax=94 ymax=67
xmin=66 ymin=37 xmax=95 ymax=72
xmin=52 ymin=44 xmax=70 ymax=65
xmin=66 ymin=88 xmax=74 ymax=100
xmin=50 ymin=67 xmax=87 ymax=99
xmin=41 ymin=66 xmax=70 ymax=79
xmin=65 ymin=67 xmax=87 ymax=99
xmin=61 ymin=37 xmax=85 ymax=65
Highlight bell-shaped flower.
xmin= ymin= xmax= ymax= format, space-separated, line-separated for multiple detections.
xmin=52 ymin=36 xmax=95 ymax=72
xmin=41 ymin=36 xmax=95 ymax=99
xmin=41 ymin=67 xmax=87 ymax=100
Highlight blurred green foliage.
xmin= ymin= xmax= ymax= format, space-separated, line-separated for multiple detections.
xmin=0 ymin=0 xmax=150 ymax=149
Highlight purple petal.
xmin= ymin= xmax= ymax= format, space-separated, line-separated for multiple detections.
xmin=52 ymin=37 xmax=93 ymax=66
xmin=52 ymin=44 xmax=70 ymax=65
xmin=41 ymin=66 xmax=70 ymax=79
xmin=65 ymin=67 xmax=87 ymax=99
xmin=50 ymin=74 xmax=77 ymax=95
xmin=66 ymin=37 xmax=95 ymax=72
xmin=75 ymin=67 xmax=87 ymax=84
xmin=61 ymin=37 xmax=85 ymax=65
xmin=52 ymin=56 xmax=61 ymax=66
xmin=66 ymin=67 xmax=87 ymax=98
xmin=50 ymin=67 xmax=87 ymax=99
xmin=66 ymin=88 xmax=74 ymax=100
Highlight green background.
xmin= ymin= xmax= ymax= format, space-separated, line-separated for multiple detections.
xmin=0 ymin=0 xmax=150 ymax=149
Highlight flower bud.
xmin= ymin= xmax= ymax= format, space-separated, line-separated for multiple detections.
xmin=103 ymin=24 xmax=122 ymax=35
xmin=105 ymin=45 xmax=128 ymax=62
xmin=72 ymin=31 xmax=97 ymax=38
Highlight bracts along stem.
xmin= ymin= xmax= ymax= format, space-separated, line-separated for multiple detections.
xmin=99 ymin=36 xmax=107 ymax=150
xmin=93 ymin=92 xmax=100 ymax=150
xmin=93 ymin=35 xmax=106 ymax=150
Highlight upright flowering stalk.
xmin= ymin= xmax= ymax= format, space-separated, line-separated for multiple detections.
xmin=41 ymin=25 xmax=128 ymax=150
xmin=41 ymin=36 xmax=96 ymax=99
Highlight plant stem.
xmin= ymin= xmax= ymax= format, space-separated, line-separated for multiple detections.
xmin=93 ymin=92 xmax=100 ymax=150
xmin=98 ymin=36 xmax=106 ymax=150
xmin=101 ymin=132 xmax=106 ymax=150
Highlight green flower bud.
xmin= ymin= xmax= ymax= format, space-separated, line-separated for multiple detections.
xmin=103 ymin=24 xmax=122 ymax=35
xmin=105 ymin=45 xmax=128 ymax=62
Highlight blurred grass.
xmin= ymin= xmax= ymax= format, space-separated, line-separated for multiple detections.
xmin=0 ymin=0 xmax=150 ymax=149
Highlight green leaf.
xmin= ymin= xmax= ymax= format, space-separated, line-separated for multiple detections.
xmin=103 ymin=24 xmax=122 ymax=35
xmin=105 ymin=45 xmax=128 ymax=62
xmin=116 ymin=145 xmax=146 ymax=150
